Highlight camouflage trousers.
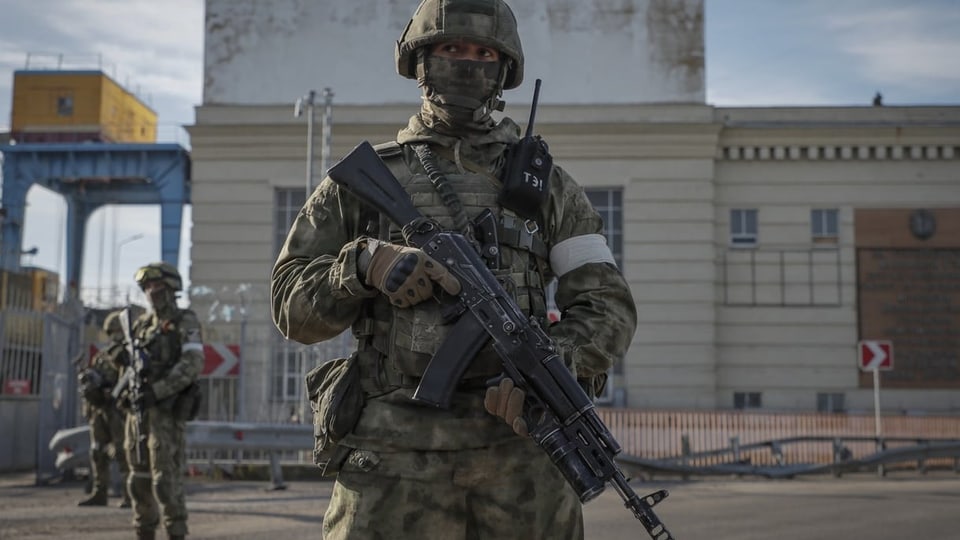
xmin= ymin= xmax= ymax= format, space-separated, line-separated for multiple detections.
xmin=88 ymin=405 xmax=128 ymax=493
xmin=323 ymin=438 xmax=583 ymax=540
xmin=124 ymin=407 xmax=188 ymax=536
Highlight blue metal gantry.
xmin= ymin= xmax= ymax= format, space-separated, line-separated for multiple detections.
xmin=0 ymin=142 xmax=190 ymax=297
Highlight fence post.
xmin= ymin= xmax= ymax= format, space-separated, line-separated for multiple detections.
xmin=770 ymin=440 xmax=784 ymax=466
xmin=876 ymin=438 xmax=887 ymax=478
xmin=268 ymin=451 xmax=287 ymax=491
xmin=916 ymin=439 xmax=927 ymax=474
xmin=831 ymin=438 xmax=847 ymax=478
xmin=681 ymin=434 xmax=691 ymax=481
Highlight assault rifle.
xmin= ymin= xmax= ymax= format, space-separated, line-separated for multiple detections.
xmin=111 ymin=306 xmax=150 ymax=463
xmin=327 ymin=141 xmax=675 ymax=540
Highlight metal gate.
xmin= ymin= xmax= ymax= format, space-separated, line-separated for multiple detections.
xmin=34 ymin=312 xmax=82 ymax=484
xmin=0 ymin=304 xmax=44 ymax=472
xmin=0 ymin=301 xmax=82 ymax=477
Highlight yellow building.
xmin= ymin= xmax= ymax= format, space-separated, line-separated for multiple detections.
xmin=10 ymin=70 xmax=157 ymax=143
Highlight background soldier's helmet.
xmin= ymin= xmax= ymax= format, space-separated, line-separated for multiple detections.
xmin=102 ymin=311 xmax=123 ymax=335
xmin=396 ymin=0 xmax=524 ymax=90
xmin=135 ymin=262 xmax=182 ymax=291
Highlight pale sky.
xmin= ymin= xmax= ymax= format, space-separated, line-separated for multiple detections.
xmin=0 ymin=0 xmax=958 ymax=307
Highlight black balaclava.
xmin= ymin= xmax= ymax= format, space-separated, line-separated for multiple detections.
xmin=416 ymin=49 xmax=509 ymax=135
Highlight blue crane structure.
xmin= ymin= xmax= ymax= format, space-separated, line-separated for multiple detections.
xmin=0 ymin=141 xmax=190 ymax=297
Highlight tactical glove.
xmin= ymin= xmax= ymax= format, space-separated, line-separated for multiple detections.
xmin=484 ymin=378 xmax=528 ymax=436
xmin=362 ymin=239 xmax=461 ymax=308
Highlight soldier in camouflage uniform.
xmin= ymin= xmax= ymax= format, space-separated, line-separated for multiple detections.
xmin=272 ymin=0 xmax=637 ymax=538
xmin=77 ymin=310 xmax=131 ymax=508
xmin=117 ymin=262 xmax=204 ymax=540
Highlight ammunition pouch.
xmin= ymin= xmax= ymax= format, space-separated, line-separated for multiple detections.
xmin=305 ymin=353 xmax=364 ymax=476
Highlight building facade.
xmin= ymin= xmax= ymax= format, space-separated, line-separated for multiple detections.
xmin=189 ymin=0 xmax=960 ymax=422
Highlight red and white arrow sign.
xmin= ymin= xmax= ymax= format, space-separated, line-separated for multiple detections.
xmin=858 ymin=340 xmax=893 ymax=371
xmin=202 ymin=343 xmax=241 ymax=377
xmin=87 ymin=342 xmax=241 ymax=377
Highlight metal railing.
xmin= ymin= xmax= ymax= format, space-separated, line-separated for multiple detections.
xmin=49 ymin=421 xmax=312 ymax=489
xmin=621 ymin=435 xmax=960 ymax=478
xmin=48 ymin=410 xmax=960 ymax=488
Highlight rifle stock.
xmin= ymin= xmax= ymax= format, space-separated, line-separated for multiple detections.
xmin=327 ymin=141 xmax=675 ymax=540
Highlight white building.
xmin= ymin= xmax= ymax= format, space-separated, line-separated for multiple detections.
xmin=189 ymin=0 xmax=960 ymax=422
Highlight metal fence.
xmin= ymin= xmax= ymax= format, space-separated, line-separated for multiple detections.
xmin=48 ymin=409 xmax=960 ymax=489
xmin=598 ymin=408 xmax=960 ymax=467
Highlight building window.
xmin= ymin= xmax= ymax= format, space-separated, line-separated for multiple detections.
xmin=272 ymin=338 xmax=305 ymax=403
xmin=584 ymin=189 xmax=623 ymax=268
xmin=275 ymin=188 xmax=307 ymax=254
xmin=733 ymin=391 xmax=762 ymax=409
xmin=817 ymin=392 xmax=845 ymax=413
xmin=811 ymin=209 xmax=839 ymax=244
xmin=730 ymin=209 xmax=758 ymax=247
xmin=56 ymin=95 xmax=74 ymax=116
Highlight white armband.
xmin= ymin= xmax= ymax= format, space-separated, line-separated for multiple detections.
xmin=182 ymin=343 xmax=203 ymax=353
xmin=549 ymin=234 xmax=617 ymax=277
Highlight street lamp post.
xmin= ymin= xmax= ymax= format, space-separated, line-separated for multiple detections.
xmin=294 ymin=87 xmax=334 ymax=199
xmin=294 ymin=90 xmax=317 ymax=199
xmin=112 ymin=233 xmax=144 ymax=305
xmin=319 ymin=87 xmax=334 ymax=179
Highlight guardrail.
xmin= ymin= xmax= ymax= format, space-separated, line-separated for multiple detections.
xmin=621 ymin=435 xmax=960 ymax=479
xmin=50 ymin=421 xmax=960 ymax=489
xmin=49 ymin=422 xmax=312 ymax=489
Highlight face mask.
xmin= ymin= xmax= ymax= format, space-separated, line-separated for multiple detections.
xmin=419 ymin=55 xmax=504 ymax=133
xmin=147 ymin=286 xmax=177 ymax=316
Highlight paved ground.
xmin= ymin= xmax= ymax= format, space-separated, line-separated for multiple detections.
xmin=1 ymin=470 xmax=959 ymax=539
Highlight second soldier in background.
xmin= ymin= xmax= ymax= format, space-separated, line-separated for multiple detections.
xmin=76 ymin=309 xmax=132 ymax=508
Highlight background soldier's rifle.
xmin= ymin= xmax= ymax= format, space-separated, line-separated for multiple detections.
xmin=328 ymin=142 xmax=675 ymax=540
xmin=111 ymin=306 xmax=149 ymax=463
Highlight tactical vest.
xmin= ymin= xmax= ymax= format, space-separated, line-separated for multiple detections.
xmin=133 ymin=313 xmax=185 ymax=383
xmin=353 ymin=143 xmax=550 ymax=393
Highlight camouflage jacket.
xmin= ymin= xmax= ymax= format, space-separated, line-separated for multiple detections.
xmin=272 ymin=114 xmax=637 ymax=450
xmin=122 ymin=310 xmax=205 ymax=402
xmin=80 ymin=342 xmax=126 ymax=412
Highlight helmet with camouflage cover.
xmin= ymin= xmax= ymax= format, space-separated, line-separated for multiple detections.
xmin=396 ymin=0 xmax=524 ymax=90
xmin=135 ymin=262 xmax=182 ymax=291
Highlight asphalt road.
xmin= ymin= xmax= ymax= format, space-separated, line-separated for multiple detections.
xmin=1 ymin=471 xmax=958 ymax=539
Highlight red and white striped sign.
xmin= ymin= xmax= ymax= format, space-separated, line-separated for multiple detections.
xmin=202 ymin=343 xmax=240 ymax=377
xmin=858 ymin=340 xmax=893 ymax=371
xmin=87 ymin=343 xmax=240 ymax=377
